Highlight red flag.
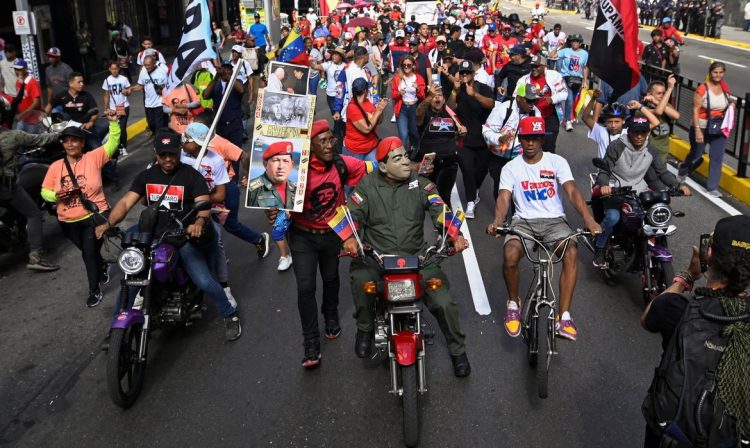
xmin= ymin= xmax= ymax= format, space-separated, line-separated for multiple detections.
xmin=587 ymin=0 xmax=640 ymax=100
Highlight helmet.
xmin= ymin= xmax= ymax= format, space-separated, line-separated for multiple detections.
xmin=603 ymin=102 xmax=628 ymax=119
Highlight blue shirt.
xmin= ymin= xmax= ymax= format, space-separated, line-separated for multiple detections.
xmin=250 ymin=23 xmax=269 ymax=47
xmin=211 ymin=80 xmax=244 ymax=122
xmin=557 ymin=48 xmax=588 ymax=78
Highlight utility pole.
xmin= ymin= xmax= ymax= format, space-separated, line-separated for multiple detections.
xmin=14 ymin=0 xmax=41 ymax=80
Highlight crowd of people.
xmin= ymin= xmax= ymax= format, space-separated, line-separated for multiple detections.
xmin=638 ymin=0 xmax=726 ymax=38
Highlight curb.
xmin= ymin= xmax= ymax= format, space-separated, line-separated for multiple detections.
xmin=638 ymin=24 xmax=750 ymax=50
xmin=668 ymin=135 xmax=750 ymax=206
xmin=126 ymin=118 xmax=148 ymax=141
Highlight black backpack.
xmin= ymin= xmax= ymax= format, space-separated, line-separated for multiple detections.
xmin=332 ymin=153 xmax=349 ymax=186
xmin=642 ymin=294 xmax=750 ymax=448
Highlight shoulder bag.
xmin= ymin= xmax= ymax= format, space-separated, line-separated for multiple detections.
xmin=62 ymin=156 xmax=107 ymax=225
xmin=704 ymin=83 xmax=728 ymax=138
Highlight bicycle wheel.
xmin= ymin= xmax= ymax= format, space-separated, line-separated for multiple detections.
xmin=536 ymin=311 xmax=550 ymax=399
xmin=523 ymin=299 xmax=538 ymax=368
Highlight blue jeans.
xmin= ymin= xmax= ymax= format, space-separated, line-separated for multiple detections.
xmin=680 ymin=126 xmax=727 ymax=192
xmin=596 ymin=208 xmax=621 ymax=248
xmin=309 ymin=76 xmax=319 ymax=95
xmin=396 ymin=103 xmax=420 ymax=151
xmin=223 ymin=180 xmax=263 ymax=245
xmin=326 ymin=95 xmax=345 ymax=140
xmin=564 ymin=79 xmax=582 ymax=122
xmin=178 ymin=231 xmax=235 ymax=317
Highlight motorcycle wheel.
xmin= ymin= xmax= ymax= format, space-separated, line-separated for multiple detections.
xmin=401 ymin=364 xmax=420 ymax=448
xmin=536 ymin=312 xmax=550 ymax=399
xmin=106 ymin=325 xmax=147 ymax=409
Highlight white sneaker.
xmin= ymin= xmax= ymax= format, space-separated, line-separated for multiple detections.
xmin=390 ymin=114 xmax=396 ymax=123
xmin=278 ymin=255 xmax=293 ymax=271
xmin=706 ymin=190 xmax=723 ymax=198
xmin=465 ymin=201 xmax=476 ymax=219
xmin=224 ymin=286 xmax=237 ymax=309
xmin=565 ymin=121 xmax=574 ymax=132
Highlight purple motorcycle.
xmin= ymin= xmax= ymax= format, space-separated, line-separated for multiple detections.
xmin=106 ymin=201 xmax=211 ymax=408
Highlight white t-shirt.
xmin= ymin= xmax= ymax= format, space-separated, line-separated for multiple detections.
xmin=232 ymin=59 xmax=253 ymax=84
xmin=543 ymin=31 xmax=567 ymax=59
xmin=102 ymin=75 xmax=131 ymax=109
xmin=307 ymin=48 xmax=323 ymax=78
xmin=474 ymin=68 xmax=494 ymax=89
xmin=588 ymin=123 xmax=625 ymax=159
xmin=399 ymin=74 xmax=418 ymax=103
xmin=137 ymin=65 xmax=169 ymax=108
xmin=342 ymin=63 xmax=370 ymax=122
xmin=499 ymin=152 xmax=574 ymax=220
xmin=323 ymin=61 xmax=345 ymax=96
xmin=180 ymin=150 xmax=230 ymax=193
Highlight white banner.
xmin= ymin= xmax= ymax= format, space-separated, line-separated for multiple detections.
xmin=165 ymin=0 xmax=217 ymax=95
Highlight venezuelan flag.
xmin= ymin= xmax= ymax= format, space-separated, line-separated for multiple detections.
xmin=275 ymin=28 xmax=308 ymax=66
xmin=445 ymin=210 xmax=465 ymax=239
xmin=327 ymin=206 xmax=357 ymax=241
xmin=428 ymin=194 xmax=445 ymax=207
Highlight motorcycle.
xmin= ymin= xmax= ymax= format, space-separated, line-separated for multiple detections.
xmin=588 ymin=158 xmax=684 ymax=306
xmin=348 ymin=239 xmax=455 ymax=448
xmin=106 ymin=201 xmax=211 ymax=409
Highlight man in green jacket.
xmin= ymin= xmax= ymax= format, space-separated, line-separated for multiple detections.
xmin=342 ymin=136 xmax=472 ymax=377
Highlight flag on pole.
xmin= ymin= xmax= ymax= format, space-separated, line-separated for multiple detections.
xmin=587 ymin=0 xmax=640 ymax=100
xmin=327 ymin=205 xmax=359 ymax=241
xmin=165 ymin=0 xmax=218 ymax=95
xmin=444 ymin=210 xmax=465 ymax=239
xmin=272 ymin=28 xmax=309 ymax=65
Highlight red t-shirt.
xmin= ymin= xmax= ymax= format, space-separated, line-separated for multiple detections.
xmin=329 ymin=21 xmax=343 ymax=39
xmin=275 ymin=182 xmax=287 ymax=205
xmin=15 ymin=76 xmax=42 ymax=113
xmin=530 ymin=74 xmax=554 ymax=118
xmin=344 ymin=99 xmax=378 ymax=154
xmin=293 ymin=154 xmax=371 ymax=229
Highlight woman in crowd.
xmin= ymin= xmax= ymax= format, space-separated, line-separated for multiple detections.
xmin=101 ymin=60 xmax=131 ymax=155
xmin=344 ymin=77 xmax=388 ymax=163
xmin=41 ymin=113 xmax=121 ymax=308
xmin=212 ymin=21 xmax=226 ymax=54
xmin=678 ymin=62 xmax=732 ymax=198
xmin=391 ymin=55 xmax=426 ymax=153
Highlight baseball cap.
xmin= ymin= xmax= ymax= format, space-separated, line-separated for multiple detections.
xmin=311 ymin=119 xmax=330 ymax=138
xmin=662 ymin=17 xmax=672 ymax=23
xmin=254 ymin=12 xmax=261 ymax=18
xmin=395 ymin=29 xmax=406 ymax=38
xmin=443 ymin=48 xmax=454 ymax=58
xmin=183 ymin=123 xmax=210 ymax=146
xmin=60 ymin=126 xmax=86 ymax=140
xmin=408 ymin=36 xmax=418 ymax=46
xmin=517 ymin=83 xmax=541 ymax=100
xmin=375 ymin=136 xmax=404 ymax=162
xmin=12 ymin=59 xmax=28 ymax=70
xmin=488 ymin=22 xmax=497 ymax=32
xmin=263 ymin=140 xmax=294 ymax=161
xmin=458 ymin=60 xmax=473 ymax=73
xmin=154 ymin=130 xmax=182 ymax=154
xmin=231 ymin=44 xmax=244 ymax=53
xmin=628 ymin=116 xmax=650 ymax=133
xmin=711 ymin=216 xmax=750 ymax=259
xmin=509 ymin=46 xmax=526 ymax=56
xmin=530 ymin=54 xmax=547 ymax=66
xmin=518 ymin=116 xmax=546 ymax=136
xmin=569 ymin=34 xmax=583 ymax=42
xmin=436 ymin=35 xmax=447 ymax=43
xmin=46 ymin=47 xmax=61 ymax=57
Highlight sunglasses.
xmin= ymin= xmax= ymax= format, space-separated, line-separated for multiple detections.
xmin=402 ymin=63 xmax=413 ymax=68
xmin=465 ymin=37 xmax=474 ymax=41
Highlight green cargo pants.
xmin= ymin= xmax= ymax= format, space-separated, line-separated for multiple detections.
xmin=350 ymin=260 xmax=466 ymax=356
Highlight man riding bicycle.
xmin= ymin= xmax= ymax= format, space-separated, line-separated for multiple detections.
xmin=591 ymin=116 xmax=691 ymax=268
xmin=486 ymin=116 xmax=601 ymax=341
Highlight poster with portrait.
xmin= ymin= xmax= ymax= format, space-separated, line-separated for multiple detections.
xmin=255 ymin=88 xmax=316 ymax=138
xmin=244 ymin=135 xmax=310 ymax=212
xmin=265 ymin=62 xmax=311 ymax=95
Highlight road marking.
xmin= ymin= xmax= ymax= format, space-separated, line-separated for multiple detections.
xmin=450 ymin=186 xmax=492 ymax=316
xmin=697 ymin=54 xmax=746 ymax=68
xmin=666 ymin=165 xmax=742 ymax=216
xmin=585 ymin=26 xmax=594 ymax=30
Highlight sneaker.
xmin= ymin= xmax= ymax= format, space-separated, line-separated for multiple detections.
xmin=26 ymin=251 xmax=59 ymax=272
xmin=324 ymin=315 xmax=342 ymax=340
xmin=224 ymin=286 xmax=237 ymax=309
xmin=706 ymin=190 xmax=723 ymax=198
xmin=556 ymin=317 xmax=578 ymax=341
xmin=302 ymin=339 xmax=322 ymax=368
xmin=100 ymin=262 xmax=111 ymax=285
xmin=592 ymin=248 xmax=607 ymax=269
xmin=390 ymin=114 xmax=396 ymax=123
xmin=565 ymin=121 xmax=574 ymax=132
xmin=86 ymin=289 xmax=103 ymax=308
xmin=225 ymin=314 xmax=242 ymax=341
xmin=504 ymin=302 xmax=522 ymax=337
xmin=256 ymin=232 xmax=270 ymax=259
xmin=465 ymin=201 xmax=476 ymax=219
xmin=277 ymin=255 xmax=293 ymax=271
xmin=119 ymin=146 xmax=129 ymax=157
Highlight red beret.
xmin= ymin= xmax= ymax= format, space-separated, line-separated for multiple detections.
xmin=375 ymin=136 xmax=404 ymax=162
xmin=263 ymin=141 xmax=294 ymax=161
xmin=518 ymin=116 xmax=546 ymax=136
xmin=311 ymin=119 xmax=330 ymax=139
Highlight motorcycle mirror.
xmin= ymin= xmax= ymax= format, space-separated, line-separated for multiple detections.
xmin=193 ymin=201 xmax=212 ymax=212
xmin=592 ymin=158 xmax=610 ymax=172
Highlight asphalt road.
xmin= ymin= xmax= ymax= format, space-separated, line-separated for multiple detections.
xmin=2 ymin=77 xmax=750 ymax=447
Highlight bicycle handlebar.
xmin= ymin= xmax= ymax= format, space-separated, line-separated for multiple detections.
xmin=495 ymin=226 xmax=591 ymax=265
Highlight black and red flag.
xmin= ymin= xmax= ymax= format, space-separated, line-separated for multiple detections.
xmin=587 ymin=0 xmax=641 ymax=100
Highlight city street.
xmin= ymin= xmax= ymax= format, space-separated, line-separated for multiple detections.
xmin=2 ymin=7 xmax=750 ymax=447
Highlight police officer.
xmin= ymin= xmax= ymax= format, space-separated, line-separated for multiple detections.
xmin=342 ymin=136 xmax=472 ymax=377
xmin=246 ymin=141 xmax=297 ymax=209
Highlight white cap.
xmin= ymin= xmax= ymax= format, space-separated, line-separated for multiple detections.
xmin=344 ymin=31 xmax=353 ymax=40
xmin=309 ymin=7 xmax=314 ymax=12
xmin=395 ymin=29 xmax=405 ymax=38
xmin=231 ymin=44 xmax=244 ymax=53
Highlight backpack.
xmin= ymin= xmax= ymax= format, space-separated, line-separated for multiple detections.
xmin=642 ymin=293 xmax=750 ymax=448
xmin=332 ymin=153 xmax=349 ymax=186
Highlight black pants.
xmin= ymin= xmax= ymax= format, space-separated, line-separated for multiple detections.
xmin=488 ymin=156 xmax=511 ymax=201
xmin=426 ymin=153 xmax=458 ymax=206
xmin=59 ymin=215 xmax=105 ymax=293
xmin=145 ymin=107 xmax=167 ymax=133
xmin=543 ymin=113 xmax=560 ymax=153
xmin=457 ymin=144 xmax=492 ymax=203
xmin=5 ymin=185 xmax=43 ymax=252
xmin=288 ymin=228 xmax=341 ymax=342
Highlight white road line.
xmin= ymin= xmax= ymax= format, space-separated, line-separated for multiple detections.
xmin=450 ymin=186 xmax=492 ymax=316
xmin=697 ymin=54 xmax=747 ymax=68
xmin=666 ymin=165 xmax=742 ymax=216
xmin=585 ymin=26 xmax=594 ymax=30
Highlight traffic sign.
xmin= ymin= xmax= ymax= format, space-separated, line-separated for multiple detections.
xmin=13 ymin=11 xmax=36 ymax=35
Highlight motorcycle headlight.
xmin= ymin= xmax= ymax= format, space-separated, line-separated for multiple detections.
xmin=387 ymin=279 xmax=417 ymax=302
xmin=647 ymin=204 xmax=672 ymax=227
xmin=118 ymin=247 xmax=146 ymax=275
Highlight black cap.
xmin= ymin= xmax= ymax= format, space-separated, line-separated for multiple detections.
xmin=458 ymin=60 xmax=473 ymax=73
xmin=711 ymin=216 xmax=750 ymax=259
xmin=154 ymin=130 xmax=181 ymax=154
xmin=627 ymin=116 xmax=650 ymax=133
xmin=60 ymin=126 xmax=85 ymax=140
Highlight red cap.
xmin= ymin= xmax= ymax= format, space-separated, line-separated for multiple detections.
xmin=263 ymin=141 xmax=294 ymax=161
xmin=375 ymin=136 xmax=404 ymax=162
xmin=518 ymin=117 xmax=546 ymax=136
xmin=311 ymin=119 xmax=330 ymax=139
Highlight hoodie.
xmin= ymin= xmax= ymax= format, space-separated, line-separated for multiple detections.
xmin=595 ymin=133 xmax=679 ymax=193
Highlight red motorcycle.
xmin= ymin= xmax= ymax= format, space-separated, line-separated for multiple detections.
xmin=350 ymin=240 xmax=454 ymax=447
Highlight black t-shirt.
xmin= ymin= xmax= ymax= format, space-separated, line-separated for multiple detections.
xmin=495 ymin=59 xmax=531 ymax=98
xmin=643 ymin=292 xmax=689 ymax=351
xmin=642 ymin=43 xmax=669 ymax=67
xmin=418 ymin=108 xmax=458 ymax=157
xmin=448 ymin=39 xmax=467 ymax=60
xmin=378 ymin=15 xmax=393 ymax=33
xmin=51 ymin=90 xmax=98 ymax=123
xmin=412 ymin=53 xmax=432 ymax=89
xmin=439 ymin=64 xmax=458 ymax=97
xmin=129 ymin=163 xmax=210 ymax=236
xmin=456 ymin=81 xmax=493 ymax=148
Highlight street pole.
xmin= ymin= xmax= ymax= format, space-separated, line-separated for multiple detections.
xmin=15 ymin=0 xmax=41 ymax=81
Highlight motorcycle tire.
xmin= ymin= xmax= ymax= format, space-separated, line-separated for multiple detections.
xmin=537 ymin=311 xmax=550 ymax=399
xmin=106 ymin=325 xmax=147 ymax=409
xmin=400 ymin=364 xmax=420 ymax=448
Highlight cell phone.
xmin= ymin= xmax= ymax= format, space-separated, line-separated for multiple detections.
xmin=699 ymin=233 xmax=711 ymax=273
xmin=419 ymin=152 xmax=436 ymax=175
xmin=431 ymin=73 xmax=440 ymax=85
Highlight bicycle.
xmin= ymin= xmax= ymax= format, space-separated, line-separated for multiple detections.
xmin=495 ymin=226 xmax=591 ymax=399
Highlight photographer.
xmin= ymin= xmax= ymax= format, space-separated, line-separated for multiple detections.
xmin=130 ymin=55 xmax=168 ymax=133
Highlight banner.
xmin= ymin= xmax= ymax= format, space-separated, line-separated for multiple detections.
xmin=165 ymin=0 xmax=217 ymax=95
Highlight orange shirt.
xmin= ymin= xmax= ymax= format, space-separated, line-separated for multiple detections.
xmin=163 ymin=84 xmax=201 ymax=133
xmin=209 ymin=134 xmax=244 ymax=179
xmin=42 ymin=147 xmax=111 ymax=222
